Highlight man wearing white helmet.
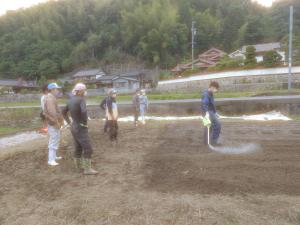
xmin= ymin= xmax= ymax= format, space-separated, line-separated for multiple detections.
xmin=62 ymin=83 xmax=98 ymax=175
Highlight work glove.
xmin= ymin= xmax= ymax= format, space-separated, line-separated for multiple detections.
xmin=202 ymin=112 xmax=211 ymax=127
xmin=205 ymin=112 xmax=210 ymax=119
xmin=80 ymin=123 xmax=89 ymax=128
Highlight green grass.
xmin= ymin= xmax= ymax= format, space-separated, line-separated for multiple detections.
xmin=290 ymin=115 xmax=300 ymax=121
xmin=1 ymin=89 xmax=300 ymax=107
xmin=86 ymin=93 xmax=202 ymax=103
xmin=0 ymin=99 xmax=68 ymax=107
xmin=88 ymin=89 xmax=300 ymax=103
xmin=0 ymin=126 xmax=36 ymax=136
xmin=0 ymin=101 xmax=40 ymax=107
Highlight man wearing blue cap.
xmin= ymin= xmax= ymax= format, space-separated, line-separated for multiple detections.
xmin=44 ymin=83 xmax=64 ymax=166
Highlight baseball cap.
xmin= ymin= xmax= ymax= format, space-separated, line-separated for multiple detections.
xmin=48 ymin=83 xmax=61 ymax=90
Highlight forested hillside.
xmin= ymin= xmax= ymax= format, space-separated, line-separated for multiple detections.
xmin=0 ymin=0 xmax=299 ymax=80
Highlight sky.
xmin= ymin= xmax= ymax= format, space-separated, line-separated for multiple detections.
xmin=0 ymin=0 xmax=49 ymax=16
xmin=253 ymin=0 xmax=276 ymax=7
xmin=0 ymin=0 xmax=276 ymax=16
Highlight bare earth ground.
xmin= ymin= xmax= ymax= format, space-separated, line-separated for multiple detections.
xmin=0 ymin=120 xmax=299 ymax=225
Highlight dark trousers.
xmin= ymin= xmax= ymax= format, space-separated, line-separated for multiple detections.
xmin=204 ymin=112 xmax=221 ymax=145
xmin=108 ymin=120 xmax=118 ymax=141
xmin=104 ymin=118 xmax=108 ymax=132
xmin=134 ymin=109 xmax=139 ymax=123
xmin=71 ymin=125 xmax=93 ymax=159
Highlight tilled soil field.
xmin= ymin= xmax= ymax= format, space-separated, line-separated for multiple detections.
xmin=0 ymin=120 xmax=299 ymax=225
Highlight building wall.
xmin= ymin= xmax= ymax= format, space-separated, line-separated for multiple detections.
xmin=156 ymin=73 xmax=300 ymax=93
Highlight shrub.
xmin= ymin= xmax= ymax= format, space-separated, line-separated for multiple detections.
xmin=245 ymin=46 xmax=257 ymax=66
xmin=263 ymin=50 xmax=283 ymax=67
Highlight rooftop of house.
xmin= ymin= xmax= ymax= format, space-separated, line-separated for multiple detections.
xmin=242 ymin=42 xmax=281 ymax=53
xmin=199 ymin=48 xmax=227 ymax=58
xmin=111 ymin=70 xmax=144 ymax=77
xmin=73 ymin=69 xmax=106 ymax=78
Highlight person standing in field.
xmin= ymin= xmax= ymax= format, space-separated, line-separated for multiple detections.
xmin=39 ymin=84 xmax=48 ymax=134
xmin=201 ymin=81 xmax=221 ymax=146
xmin=139 ymin=89 xmax=148 ymax=125
xmin=106 ymin=89 xmax=118 ymax=145
xmin=100 ymin=91 xmax=110 ymax=133
xmin=62 ymin=83 xmax=98 ymax=175
xmin=43 ymin=83 xmax=64 ymax=166
xmin=132 ymin=89 xmax=140 ymax=127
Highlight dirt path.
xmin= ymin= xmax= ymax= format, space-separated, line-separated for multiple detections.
xmin=0 ymin=120 xmax=299 ymax=225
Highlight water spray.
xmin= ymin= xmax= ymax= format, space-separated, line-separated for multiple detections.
xmin=206 ymin=126 xmax=260 ymax=154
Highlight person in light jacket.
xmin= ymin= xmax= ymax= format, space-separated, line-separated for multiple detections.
xmin=39 ymin=84 xmax=48 ymax=134
xmin=139 ymin=89 xmax=148 ymax=125
xmin=43 ymin=83 xmax=64 ymax=166
xmin=132 ymin=89 xmax=140 ymax=127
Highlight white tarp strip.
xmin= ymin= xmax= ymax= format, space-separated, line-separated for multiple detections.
xmin=117 ymin=111 xmax=291 ymax=122
xmin=0 ymin=132 xmax=45 ymax=149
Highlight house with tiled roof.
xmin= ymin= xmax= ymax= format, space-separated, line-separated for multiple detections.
xmin=72 ymin=68 xmax=157 ymax=93
xmin=230 ymin=42 xmax=286 ymax=64
xmin=171 ymin=48 xmax=226 ymax=74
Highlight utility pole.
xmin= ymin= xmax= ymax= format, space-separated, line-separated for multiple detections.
xmin=191 ymin=21 xmax=196 ymax=70
xmin=288 ymin=5 xmax=293 ymax=91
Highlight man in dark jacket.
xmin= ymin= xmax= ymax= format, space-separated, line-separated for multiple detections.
xmin=201 ymin=81 xmax=221 ymax=146
xmin=62 ymin=83 xmax=98 ymax=175
xmin=105 ymin=89 xmax=118 ymax=144
xmin=100 ymin=93 xmax=110 ymax=133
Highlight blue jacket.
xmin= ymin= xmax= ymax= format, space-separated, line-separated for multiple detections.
xmin=139 ymin=95 xmax=148 ymax=106
xmin=201 ymin=90 xmax=216 ymax=115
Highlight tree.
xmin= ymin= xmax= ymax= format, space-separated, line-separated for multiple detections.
xmin=0 ymin=0 xmax=298 ymax=78
xmin=70 ymin=42 xmax=90 ymax=66
xmin=216 ymin=56 xmax=242 ymax=70
xmin=87 ymin=33 xmax=101 ymax=59
xmin=38 ymin=75 xmax=48 ymax=85
xmin=240 ymin=16 xmax=265 ymax=45
xmin=38 ymin=59 xmax=59 ymax=79
xmin=244 ymin=46 xmax=257 ymax=66
xmin=263 ymin=50 xmax=282 ymax=67
xmin=194 ymin=9 xmax=221 ymax=52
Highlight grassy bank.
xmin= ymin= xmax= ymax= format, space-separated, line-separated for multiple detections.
xmin=1 ymin=89 xmax=300 ymax=107
xmin=0 ymin=125 xmax=39 ymax=137
xmin=290 ymin=115 xmax=300 ymax=121
xmin=83 ymin=88 xmax=300 ymax=103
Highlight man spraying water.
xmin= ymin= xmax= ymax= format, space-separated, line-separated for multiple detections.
xmin=201 ymin=81 xmax=221 ymax=147
xmin=201 ymin=81 xmax=260 ymax=154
